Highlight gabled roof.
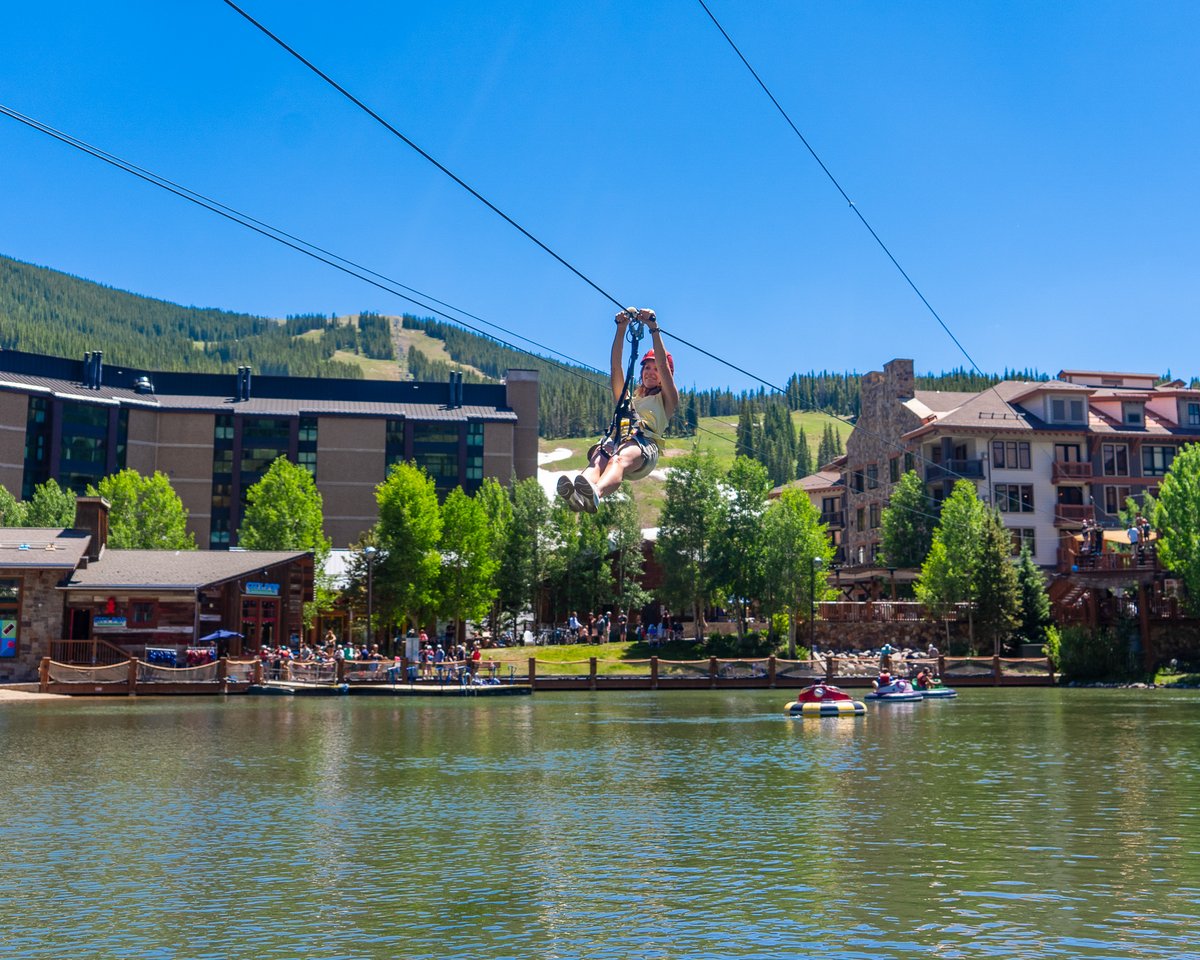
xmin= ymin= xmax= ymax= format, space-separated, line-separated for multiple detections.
xmin=60 ymin=549 xmax=309 ymax=591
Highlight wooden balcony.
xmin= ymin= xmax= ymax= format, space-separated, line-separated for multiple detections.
xmin=1054 ymin=504 xmax=1095 ymax=525
xmin=1052 ymin=461 xmax=1093 ymax=483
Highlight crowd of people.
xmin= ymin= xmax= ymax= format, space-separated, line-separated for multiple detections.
xmin=1079 ymin=514 xmax=1154 ymax=564
xmin=560 ymin=611 xmax=683 ymax=647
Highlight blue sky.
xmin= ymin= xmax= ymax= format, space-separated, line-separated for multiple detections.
xmin=2 ymin=1 xmax=1198 ymax=390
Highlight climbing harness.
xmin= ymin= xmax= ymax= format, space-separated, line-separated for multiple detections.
xmin=588 ymin=311 xmax=657 ymax=477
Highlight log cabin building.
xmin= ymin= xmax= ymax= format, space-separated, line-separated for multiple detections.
xmin=0 ymin=497 xmax=312 ymax=682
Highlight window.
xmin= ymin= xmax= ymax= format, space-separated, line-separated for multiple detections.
xmin=889 ymin=457 xmax=899 ymax=483
xmin=1054 ymin=443 xmax=1082 ymax=463
xmin=129 ymin=601 xmax=157 ymax=627
xmin=412 ymin=423 xmax=459 ymax=444
xmin=1009 ymin=528 xmax=1036 ymax=557
xmin=996 ymin=483 xmax=1034 ymax=513
xmin=856 ymin=507 xmax=865 ymax=531
xmin=1051 ymin=397 xmax=1086 ymax=423
xmin=1188 ymin=402 xmax=1200 ymax=428
xmin=1123 ymin=403 xmax=1144 ymax=426
xmin=904 ymin=452 xmax=914 ymax=473
xmin=466 ymin=422 xmax=484 ymax=448
xmin=465 ymin=455 xmax=483 ymax=482
xmin=1102 ymin=444 xmax=1129 ymax=476
xmin=929 ymin=445 xmax=943 ymax=464
xmin=869 ymin=503 xmax=881 ymax=528
xmin=992 ymin=441 xmax=1031 ymax=470
xmin=866 ymin=464 xmax=878 ymax=489
xmin=851 ymin=471 xmax=864 ymax=493
xmin=1104 ymin=485 xmax=1131 ymax=515
xmin=1142 ymin=446 xmax=1175 ymax=477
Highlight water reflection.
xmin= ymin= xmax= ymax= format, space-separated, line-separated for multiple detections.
xmin=0 ymin=688 xmax=1198 ymax=958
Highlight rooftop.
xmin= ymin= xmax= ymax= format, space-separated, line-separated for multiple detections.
xmin=61 ymin=549 xmax=310 ymax=590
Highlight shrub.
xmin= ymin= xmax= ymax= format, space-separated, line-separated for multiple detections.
xmin=701 ymin=630 xmax=782 ymax=659
xmin=1055 ymin=625 xmax=1139 ymax=682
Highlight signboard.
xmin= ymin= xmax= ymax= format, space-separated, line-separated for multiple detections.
xmin=93 ymin=616 xmax=128 ymax=630
xmin=244 ymin=582 xmax=280 ymax=597
xmin=0 ymin=620 xmax=15 ymax=658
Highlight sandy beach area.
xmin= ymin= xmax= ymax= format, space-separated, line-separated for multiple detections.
xmin=0 ymin=687 xmax=67 ymax=701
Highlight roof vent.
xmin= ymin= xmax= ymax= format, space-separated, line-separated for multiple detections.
xmin=134 ymin=376 xmax=154 ymax=394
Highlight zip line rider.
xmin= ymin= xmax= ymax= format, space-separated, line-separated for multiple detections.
xmin=559 ymin=308 xmax=679 ymax=513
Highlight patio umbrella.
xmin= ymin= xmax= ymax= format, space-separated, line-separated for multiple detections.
xmin=199 ymin=629 xmax=243 ymax=641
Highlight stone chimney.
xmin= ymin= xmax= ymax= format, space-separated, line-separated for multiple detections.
xmin=883 ymin=358 xmax=914 ymax=400
xmin=74 ymin=496 xmax=110 ymax=562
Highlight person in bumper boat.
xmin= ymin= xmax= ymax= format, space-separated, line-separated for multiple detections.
xmin=560 ymin=308 xmax=679 ymax=513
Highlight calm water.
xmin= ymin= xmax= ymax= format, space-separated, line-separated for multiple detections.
xmin=2 ymin=688 xmax=1199 ymax=959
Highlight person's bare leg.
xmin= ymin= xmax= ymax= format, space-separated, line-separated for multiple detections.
xmin=595 ymin=444 xmax=642 ymax=498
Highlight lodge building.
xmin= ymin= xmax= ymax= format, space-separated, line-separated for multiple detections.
xmin=0 ymin=349 xmax=538 ymax=548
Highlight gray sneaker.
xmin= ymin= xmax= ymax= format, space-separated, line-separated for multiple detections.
xmin=574 ymin=475 xmax=600 ymax=514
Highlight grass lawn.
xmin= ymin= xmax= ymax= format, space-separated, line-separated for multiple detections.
xmin=483 ymin=639 xmax=709 ymax=674
xmin=540 ymin=410 xmax=852 ymax=527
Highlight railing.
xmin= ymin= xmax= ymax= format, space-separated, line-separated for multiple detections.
xmin=47 ymin=638 xmax=136 ymax=667
xmin=820 ymin=509 xmax=845 ymax=527
xmin=40 ymin=656 xmax=255 ymax=693
xmin=1052 ymin=461 xmax=1093 ymax=482
xmin=1061 ymin=547 xmax=1159 ymax=574
xmin=816 ymin=601 xmax=971 ymax=622
xmin=1054 ymin=504 xmax=1095 ymax=524
xmin=925 ymin=459 xmax=985 ymax=482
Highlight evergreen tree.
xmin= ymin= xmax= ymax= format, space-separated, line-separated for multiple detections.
xmin=1014 ymin=545 xmax=1052 ymax=649
xmin=90 ymin=469 xmax=195 ymax=550
xmin=795 ymin=427 xmax=812 ymax=479
xmin=735 ymin=399 xmax=756 ymax=458
xmin=880 ymin=470 xmax=937 ymax=568
xmin=974 ymin=510 xmax=1022 ymax=656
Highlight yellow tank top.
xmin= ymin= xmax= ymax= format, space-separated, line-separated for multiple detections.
xmin=633 ymin=391 xmax=668 ymax=441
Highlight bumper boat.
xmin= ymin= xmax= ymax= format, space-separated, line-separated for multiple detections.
xmin=918 ymin=680 xmax=958 ymax=699
xmin=866 ymin=677 xmax=924 ymax=702
xmin=786 ymin=682 xmax=866 ymax=717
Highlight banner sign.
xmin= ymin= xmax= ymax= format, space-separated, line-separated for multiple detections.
xmin=0 ymin=620 xmax=15 ymax=657
xmin=244 ymin=582 xmax=280 ymax=597
xmin=93 ymin=616 xmax=127 ymax=630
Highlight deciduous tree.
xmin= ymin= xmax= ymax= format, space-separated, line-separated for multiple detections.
xmin=916 ymin=479 xmax=987 ymax=648
xmin=436 ymin=487 xmax=497 ymax=642
xmin=374 ymin=462 xmax=443 ymax=631
xmin=880 ymin=469 xmax=937 ymax=568
xmin=760 ymin=488 xmax=834 ymax=658
xmin=656 ymin=449 xmax=723 ymax=638
xmin=90 ymin=469 xmax=195 ymax=549
xmin=23 ymin=479 xmax=76 ymax=528
xmin=710 ymin=456 xmax=771 ymax=637
xmin=237 ymin=457 xmax=331 ymax=561
xmin=1155 ymin=443 xmax=1200 ymax=615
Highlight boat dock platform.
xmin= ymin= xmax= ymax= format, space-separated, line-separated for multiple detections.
xmin=250 ymin=680 xmax=533 ymax=698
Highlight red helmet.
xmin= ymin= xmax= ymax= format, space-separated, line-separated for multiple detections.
xmin=641 ymin=349 xmax=674 ymax=374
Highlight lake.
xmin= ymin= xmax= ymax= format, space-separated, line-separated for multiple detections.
xmin=2 ymin=687 xmax=1198 ymax=959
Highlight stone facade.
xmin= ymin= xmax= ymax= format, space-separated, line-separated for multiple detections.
xmin=843 ymin=359 xmax=924 ymax=565
xmin=0 ymin=568 xmax=68 ymax=683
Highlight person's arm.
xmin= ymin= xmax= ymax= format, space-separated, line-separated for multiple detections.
xmin=611 ymin=312 xmax=630 ymax=403
xmin=643 ymin=310 xmax=679 ymax=417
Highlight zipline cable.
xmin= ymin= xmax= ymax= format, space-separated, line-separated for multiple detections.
xmin=221 ymin=0 xmax=630 ymax=316
xmin=0 ymin=105 xmax=609 ymax=393
xmin=0 ymin=103 xmax=958 ymax=521
xmin=695 ymin=0 xmax=987 ymax=377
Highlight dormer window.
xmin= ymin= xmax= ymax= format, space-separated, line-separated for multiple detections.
xmin=1122 ymin=402 xmax=1144 ymax=426
xmin=1050 ymin=397 xmax=1086 ymax=423
xmin=1186 ymin=401 xmax=1200 ymax=428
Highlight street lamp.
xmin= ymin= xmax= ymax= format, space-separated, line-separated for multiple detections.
xmin=364 ymin=545 xmax=377 ymax=648
xmin=810 ymin=555 xmax=824 ymax=654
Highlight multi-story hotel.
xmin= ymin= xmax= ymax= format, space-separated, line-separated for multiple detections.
xmin=0 ymin=349 xmax=538 ymax=548
xmin=835 ymin=359 xmax=1200 ymax=570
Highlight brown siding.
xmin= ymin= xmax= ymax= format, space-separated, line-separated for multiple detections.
xmin=505 ymin=370 xmax=539 ymax=481
xmin=317 ymin=417 xmax=385 ymax=547
xmin=0 ymin=391 xmax=27 ymax=495
xmin=483 ymin=422 xmax=515 ymax=481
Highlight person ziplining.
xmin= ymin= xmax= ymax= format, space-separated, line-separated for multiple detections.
xmin=558 ymin=308 xmax=679 ymax=513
